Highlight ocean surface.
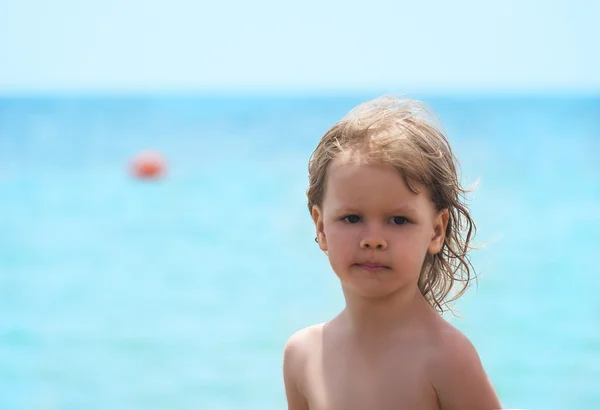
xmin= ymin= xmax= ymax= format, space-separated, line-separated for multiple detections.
xmin=0 ymin=94 xmax=599 ymax=410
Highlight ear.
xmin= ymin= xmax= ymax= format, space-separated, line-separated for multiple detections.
xmin=311 ymin=205 xmax=328 ymax=252
xmin=428 ymin=208 xmax=449 ymax=255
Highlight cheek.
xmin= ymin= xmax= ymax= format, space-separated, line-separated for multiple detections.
xmin=391 ymin=232 xmax=431 ymax=264
xmin=324 ymin=224 xmax=356 ymax=261
xmin=325 ymin=224 xmax=356 ymax=249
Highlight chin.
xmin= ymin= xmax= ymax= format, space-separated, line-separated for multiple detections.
xmin=340 ymin=279 xmax=403 ymax=299
xmin=336 ymin=269 xmax=415 ymax=299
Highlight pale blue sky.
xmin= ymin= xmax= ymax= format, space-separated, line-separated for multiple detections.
xmin=0 ymin=0 xmax=598 ymax=93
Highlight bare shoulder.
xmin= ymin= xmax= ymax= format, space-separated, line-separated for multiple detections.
xmin=283 ymin=323 xmax=325 ymax=410
xmin=286 ymin=322 xmax=325 ymax=347
xmin=426 ymin=320 xmax=502 ymax=410
xmin=284 ymin=322 xmax=325 ymax=365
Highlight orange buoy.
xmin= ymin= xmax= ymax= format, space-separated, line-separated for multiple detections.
xmin=130 ymin=150 xmax=166 ymax=180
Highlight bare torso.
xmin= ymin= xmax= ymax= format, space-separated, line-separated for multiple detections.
xmin=297 ymin=314 xmax=445 ymax=410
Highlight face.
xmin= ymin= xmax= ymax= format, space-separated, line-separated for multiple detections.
xmin=312 ymin=158 xmax=448 ymax=299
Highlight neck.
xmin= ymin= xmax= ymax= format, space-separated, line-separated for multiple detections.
xmin=340 ymin=285 xmax=433 ymax=340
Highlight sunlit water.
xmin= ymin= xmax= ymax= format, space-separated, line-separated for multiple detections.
xmin=1 ymin=95 xmax=599 ymax=410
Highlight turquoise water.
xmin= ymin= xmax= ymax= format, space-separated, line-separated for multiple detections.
xmin=1 ymin=95 xmax=599 ymax=409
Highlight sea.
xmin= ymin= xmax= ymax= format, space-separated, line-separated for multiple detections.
xmin=1 ymin=94 xmax=599 ymax=410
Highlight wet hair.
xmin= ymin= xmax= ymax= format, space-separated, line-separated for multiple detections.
xmin=307 ymin=96 xmax=477 ymax=314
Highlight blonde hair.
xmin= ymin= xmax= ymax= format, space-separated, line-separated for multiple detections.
xmin=307 ymin=96 xmax=477 ymax=314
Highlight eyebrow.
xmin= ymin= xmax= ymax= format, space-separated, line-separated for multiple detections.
xmin=336 ymin=205 xmax=418 ymax=214
xmin=389 ymin=207 xmax=418 ymax=214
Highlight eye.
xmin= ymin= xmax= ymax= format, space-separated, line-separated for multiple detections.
xmin=342 ymin=215 xmax=361 ymax=223
xmin=390 ymin=216 xmax=408 ymax=225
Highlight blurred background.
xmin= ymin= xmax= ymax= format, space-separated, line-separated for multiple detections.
xmin=1 ymin=0 xmax=599 ymax=409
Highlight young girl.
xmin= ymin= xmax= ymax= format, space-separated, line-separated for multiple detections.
xmin=283 ymin=97 xmax=502 ymax=410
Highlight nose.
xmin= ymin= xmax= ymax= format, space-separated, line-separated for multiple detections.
xmin=360 ymin=234 xmax=387 ymax=250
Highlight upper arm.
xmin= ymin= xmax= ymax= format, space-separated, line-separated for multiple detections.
xmin=283 ymin=331 xmax=310 ymax=410
xmin=429 ymin=331 xmax=502 ymax=410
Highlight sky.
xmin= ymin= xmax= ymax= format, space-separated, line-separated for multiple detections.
xmin=0 ymin=0 xmax=599 ymax=94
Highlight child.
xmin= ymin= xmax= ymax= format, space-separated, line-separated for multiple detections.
xmin=283 ymin=97 xmax=502 ymax=410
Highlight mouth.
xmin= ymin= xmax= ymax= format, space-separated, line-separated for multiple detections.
xmin=355 ymin=263 xmax=390 ymax=272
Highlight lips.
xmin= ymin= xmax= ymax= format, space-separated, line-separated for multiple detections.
xmin=355 ymin=263 xmax=389 ymax=272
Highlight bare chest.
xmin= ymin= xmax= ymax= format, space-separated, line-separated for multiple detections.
xmin=303 ymin=340 xmax=439 ymax=410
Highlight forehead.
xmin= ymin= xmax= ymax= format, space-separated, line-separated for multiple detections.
xmin=324 ymin=158 xmax=433 ymax=211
